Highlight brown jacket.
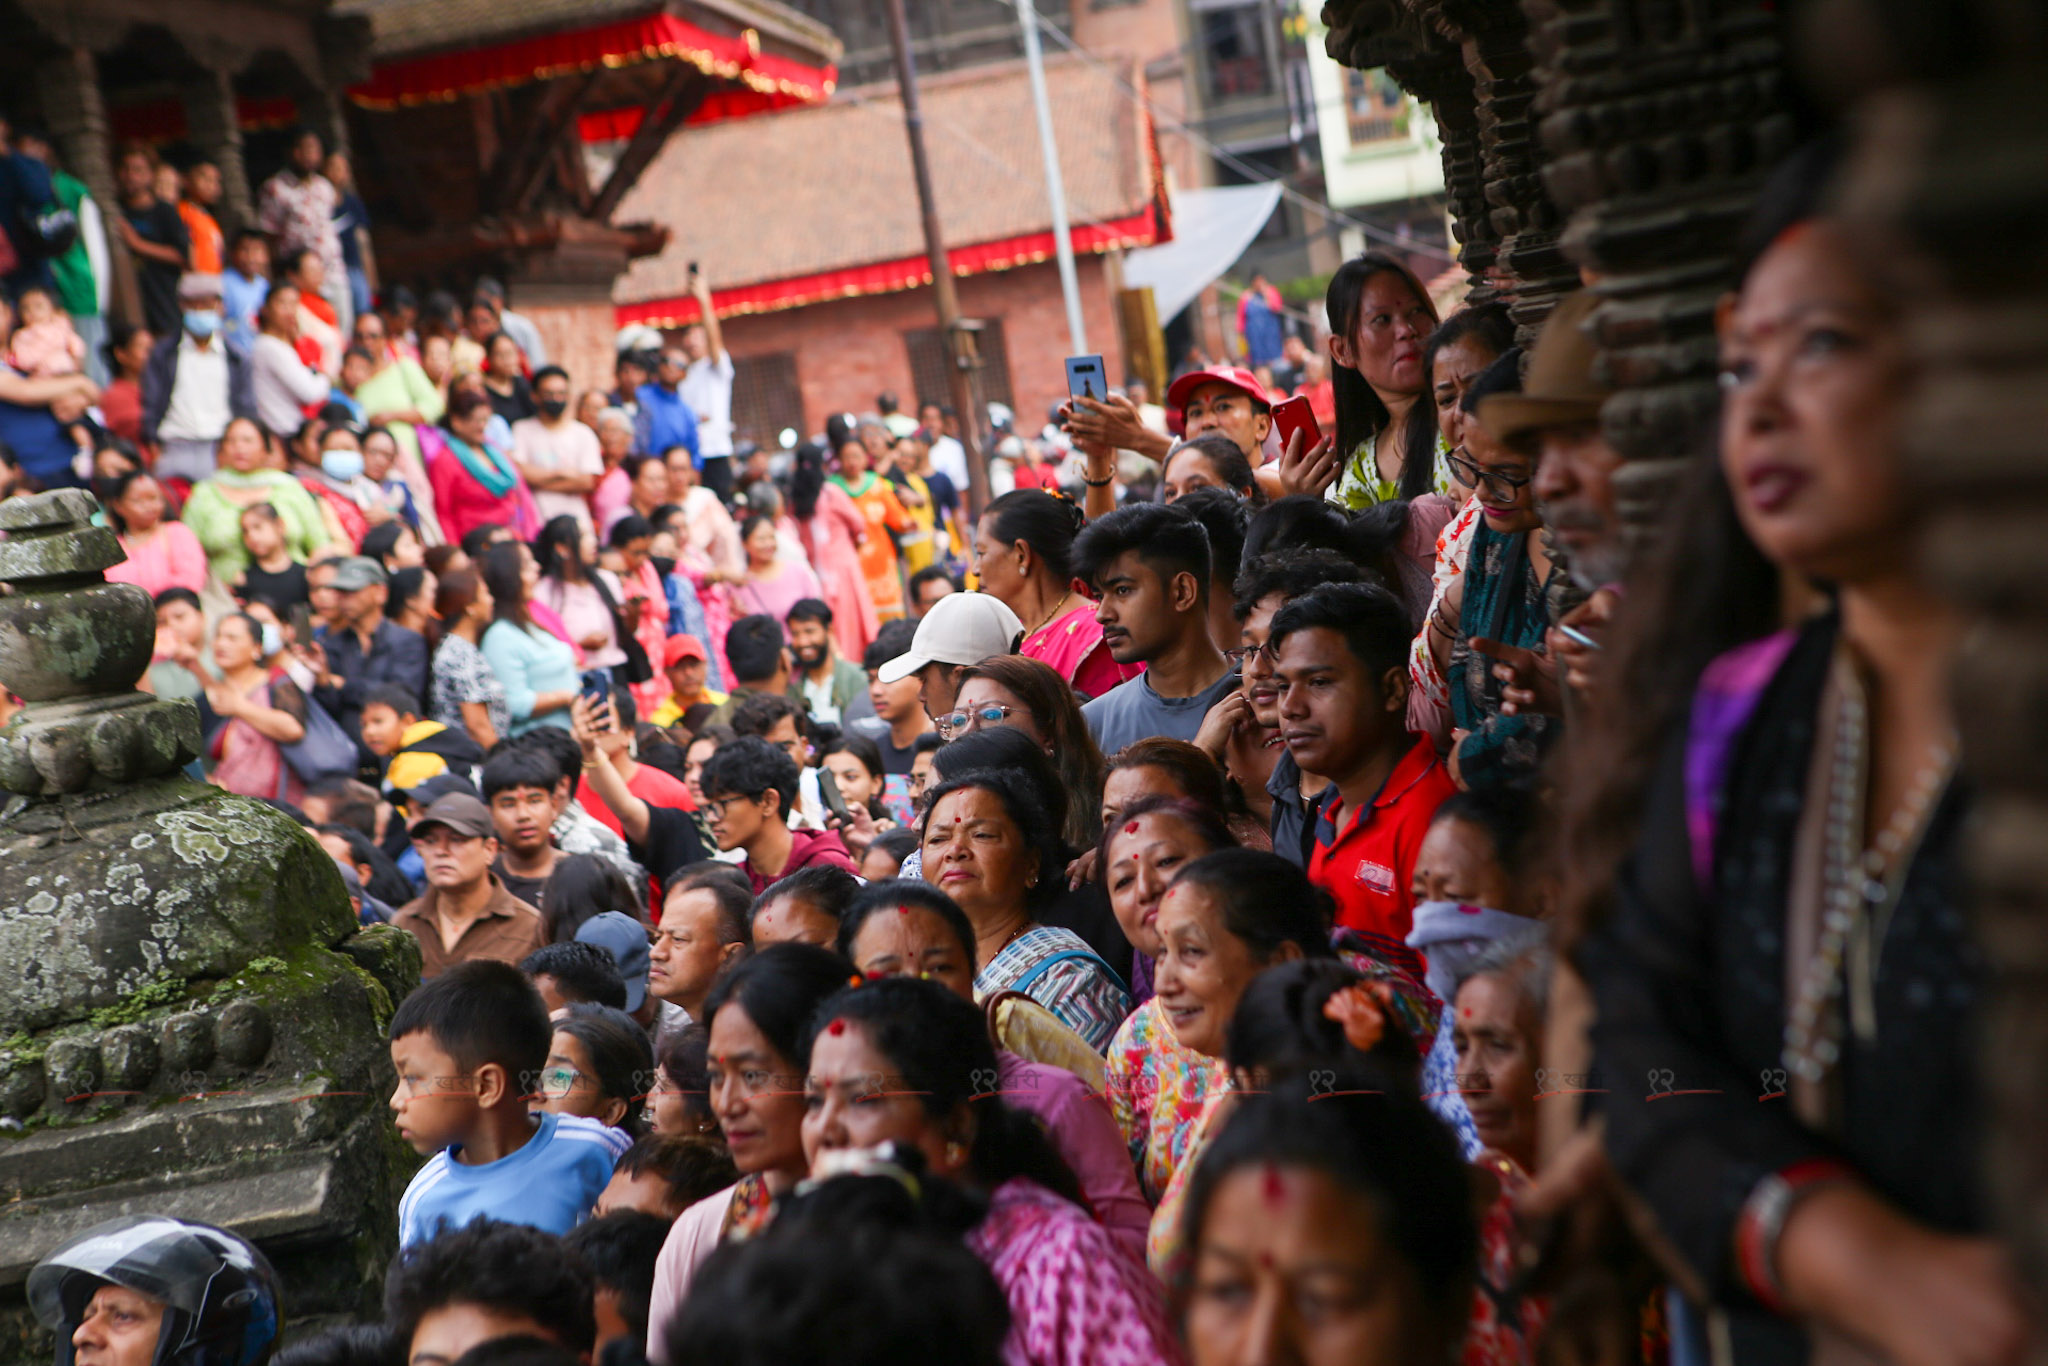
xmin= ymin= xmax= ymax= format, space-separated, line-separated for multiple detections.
xmin=392 ymin=874 xmax=546 ymax=978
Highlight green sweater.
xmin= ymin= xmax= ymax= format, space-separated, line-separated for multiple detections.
xmin=181 ymin=470 xmax=328 ymax=584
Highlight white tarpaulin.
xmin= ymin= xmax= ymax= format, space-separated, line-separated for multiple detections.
xmin=1120 ymin=182 xmax=1285 ymax=324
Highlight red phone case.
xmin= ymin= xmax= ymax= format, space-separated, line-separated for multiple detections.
xmin=1272 ymin=396 xmax=1320 ymax=453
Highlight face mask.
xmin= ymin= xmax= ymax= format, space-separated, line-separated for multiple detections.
xmin=183 ymin=309 xmax=222 ymax=339
xmin=536 ymin=397 xmax=569 ymax=419
xmin=321 ymin=448 xmax=365 ymax=482
xmin=651 ymin=555 xmax=677 ymax=579
xmin=260 ymin=623 xmax=283 ymax=657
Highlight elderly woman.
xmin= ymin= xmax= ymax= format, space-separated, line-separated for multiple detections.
xmin=1451 ymin=940 xmax=1553 ymax=1366
xmin=645 ymin=945 xmax=856 ymax=1365
xmin=588 ymin=407 xmax=636 ymax=531
xmin=799 ymin=976 xmax=1186 ymax=1366
xmin=203 ymin=610 xmax=308 ymax=801
xmin=972 ymin=489 xmax=1138 ymax=700
xmin=428 ymin=389 xmax=532 ymax=548
xmin=1101 ymin=796 xmax=1238 ymax=1204
xmin=182 ymin=416 xmax=331 ymax=582
xmin=1140 ymin=848 xmax=1333 ymax=1274
xmin=837 ymin=879 xmax=1149 ymax=1259
xmin=921 ymin=769 xmax=1131 ymax=1051
xmin=947 ymin=655 xmax=1108 ymax=852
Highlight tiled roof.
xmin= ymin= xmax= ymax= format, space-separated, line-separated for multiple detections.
xmin=613 ymin=51 xmax=1156 ymax=304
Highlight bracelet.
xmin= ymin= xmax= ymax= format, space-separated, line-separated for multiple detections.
xmin=1083 ymin=474 xmax=1114 ymax=488
xmin=1736 ymin=1159 xmax=1853 ymax=1312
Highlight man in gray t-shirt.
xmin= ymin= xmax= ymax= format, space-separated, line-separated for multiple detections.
xmin=1073 ymin=502 xmax=1238 ymax=759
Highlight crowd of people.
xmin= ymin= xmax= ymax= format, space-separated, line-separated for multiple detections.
xmin=20 ymin=135 xmax=2029 ymax=1366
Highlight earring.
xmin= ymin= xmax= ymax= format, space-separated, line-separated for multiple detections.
xmin=944 ymin=1141 xmax=965 ymax=1165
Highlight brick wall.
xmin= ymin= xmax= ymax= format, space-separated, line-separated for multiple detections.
xmin=1071 ymin=0 xmax=1204 ymax=191
xmin=697 ymin=254 xmax=1126 ymax=440
xmin=520 ymin=299 xmax=619 ymax=396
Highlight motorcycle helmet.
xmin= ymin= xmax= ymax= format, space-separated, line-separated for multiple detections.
xmin=27 ymin=1215 xmax=281 ymax=1366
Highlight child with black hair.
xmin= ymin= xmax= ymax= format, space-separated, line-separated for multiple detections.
xmin=390 ymin=962 xmax=630 ymax=1248
xmin=363 ymin=683 xmax=484 ymax=799
xmin=383 ymin=1219 xmax=598 ymax=1366
xmin=563 ymin=1211 xmax=672 ymax=1357
xmin=537 ymin=1003 xmax=655 ymax=1137
xmin=596 ymin=1134 xmax=738 ymax=1221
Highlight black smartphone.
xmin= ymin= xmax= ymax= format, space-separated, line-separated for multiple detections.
xmin=1065 ymin=354 xmax=1108 ymax=403
xmin=817 ymin=764 xmax=853 ymax=824
xmin=288 ymin=601 xmax=313 ymax=646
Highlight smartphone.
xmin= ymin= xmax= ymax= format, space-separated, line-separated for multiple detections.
xmin=1065 ymin=354 xmax=1108 ymax=403
xmin=817 ymin=764 xmax=853 ymax=824
xmin=287 ymin=601 xmax=313 ymax=646
xmin=1556 ymin=623 xmax=1603 ymax=652
xmin=1271 ymin=395 xmax=1321 ymax=454
xmin=579 ymin=670 xmax=613 ymax=708
xmin=687 ymin=259 xmax=700 ymax=276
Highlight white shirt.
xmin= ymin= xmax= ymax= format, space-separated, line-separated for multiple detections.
xmin=929 ymin=433 xmax=969 ymax=491
xmin=158 ymin=333 xmax=232 ymax=442
xmin=681 ymin=351 xmax=735 ymax=457
xmin=511 ymin=414 xmax=604 ymax=529
xmin=250 ymin=333 xmax=330 ymax=437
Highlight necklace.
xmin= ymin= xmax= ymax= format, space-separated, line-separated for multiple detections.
xmin=1783 ymin=664 xmax=1955 ymax=1083
xmin=1027 ymin=590 xmax=1074 ymax=640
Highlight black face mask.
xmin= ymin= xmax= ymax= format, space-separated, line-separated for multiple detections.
xmin=651 ymin=555 xmax=677 ymax=579
xmin=536 ymin=397 xmax=569 ymax=419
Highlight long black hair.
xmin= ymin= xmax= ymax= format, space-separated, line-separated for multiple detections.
xmin=789 ymin=440 xmax=828 ymax=520
xmin=540 ymin=853 xmax=643 ymax=943
xmin=534 ymin=514 xmax=590 ymax=583
xmin=701 ymin=942 xmax=856 ymax=1068
xmin=801 ymin=976 xmax=1085 ymax=1206
xmin=1325 ymin=251 xmax=1440 ymax=494
xmin=480 ymin=541 xmax=530 ymax=629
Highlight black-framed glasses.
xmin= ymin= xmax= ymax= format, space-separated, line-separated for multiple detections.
xmin=938 ymin=704 xmax=1013 ymax=737
xmin=1446 ymin=447 xmax=1533 ymax=501
xmin=1224 ymin=642 xmax=1271 ymax=669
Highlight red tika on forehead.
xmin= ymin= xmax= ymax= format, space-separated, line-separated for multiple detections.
xmin=1262 ymin=1162 xmax=1286 ymax=1205
xmin=898 ymin=905 xmax=911 ymax=915
xmin=827 ymin=1018 xmax=847 ymax=1036
xmin=1125 ymin=821 xmax=1141 ymax=835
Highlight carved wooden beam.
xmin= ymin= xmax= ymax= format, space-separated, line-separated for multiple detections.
xmin=589 ymin=65 xmax=708 ymax=224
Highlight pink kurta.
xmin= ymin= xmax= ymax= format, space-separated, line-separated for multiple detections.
xmin=107 ymin=522 xmax=209 ymax=599
xmin=618 ymin=557 xmax=673 ymax=716
xmin=797 ymin=480 xmax=878 ymax=660
xmin=728 ymin=558 xmax=826 ymax=626
xmin=1023 ymin=603 xmax=1141 ymax=701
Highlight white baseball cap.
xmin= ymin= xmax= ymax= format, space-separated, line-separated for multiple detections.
xmin=876 ymin=592 xmax=1025 ymax=684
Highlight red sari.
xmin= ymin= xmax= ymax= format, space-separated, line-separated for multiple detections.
xmin=1023 ymin=602 xmax=1141 ymax=700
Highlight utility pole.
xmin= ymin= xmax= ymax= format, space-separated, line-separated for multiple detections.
xmin=1015 ymin=0 xmax=1085 ymax=354
xmin=885 ymin=0 xmax=990 ymax=518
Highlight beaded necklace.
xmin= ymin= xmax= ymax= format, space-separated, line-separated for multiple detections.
xmin=1783 ymin=660 xmax=1955 ymax=1083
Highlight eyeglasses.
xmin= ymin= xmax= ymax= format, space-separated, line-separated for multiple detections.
xmin=705 ymin=795 xmax=753 ymax=817
xmin=938 ymin=704 xmax=1013 ymax=737
xmin=1446 ymin=448 xmax=1533 ymax=501
xmin=1224 ymin=642 xmax=1271 ymax=669
xmin=535 ymin=1064 xmax=584 ymax=1100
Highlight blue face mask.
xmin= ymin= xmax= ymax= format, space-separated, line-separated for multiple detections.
xmin=183 ymin=309 xmax=222 ymax=339
xmin=321 ymin=448 xmax=365 ymax=482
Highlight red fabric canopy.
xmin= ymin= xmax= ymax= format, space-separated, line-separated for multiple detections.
xmin=108 ymin=95 xmax=299 ymax=145
xmin=616 ymin=201 xmax=1168 ymax=328
xmin=347 ymin=11 xmax=834 ymax=111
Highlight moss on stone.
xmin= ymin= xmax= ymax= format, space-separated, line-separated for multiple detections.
xmin=86 ymin=975 xmax=189 ymax=1027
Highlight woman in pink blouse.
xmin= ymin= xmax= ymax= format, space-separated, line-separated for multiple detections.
xmin=727 ymin=512 xmax=825 ymax=625
xmin=101 ymin=470 xmax=208 ymax=598
xmin=972 ymin=489 xmax=1140 ymax=699
xmin=802 ymin=976 xmax=1183 ymax=1366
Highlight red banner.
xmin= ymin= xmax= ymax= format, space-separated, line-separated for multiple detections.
xmin=616 ymin=203 xmax=1169 ymax=328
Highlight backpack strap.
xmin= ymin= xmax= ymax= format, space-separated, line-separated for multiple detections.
xmin=1684 ymin=629 xmax=1800 ymax=894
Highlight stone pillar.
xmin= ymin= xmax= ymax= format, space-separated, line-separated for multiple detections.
xmin=1817 ymin=7 xmax=2048 ymax=1310
xmin=182 ymin=65 xmax=255 ymax=238
xmin=1457 ymin=9 xmax=1575 ymax=336
xmin=1523 ymin=0 xmax=1797 ymax=547
xmin=33 ymin=45 xmax=143 ymax=328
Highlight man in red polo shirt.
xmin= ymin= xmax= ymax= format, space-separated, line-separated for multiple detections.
xmin=1270 ymin=581 xmax=1454 ymax=977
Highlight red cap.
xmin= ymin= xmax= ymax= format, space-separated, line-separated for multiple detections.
xmin=1165 ymin=364 xmax=1272 ymax=419
xmin=662 ymin=634 xmax=707 ymax=667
